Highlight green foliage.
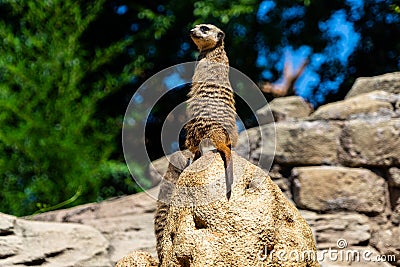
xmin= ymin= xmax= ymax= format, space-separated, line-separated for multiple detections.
xmin=137 ymin=8 xmax=175 ymax=40
xmin=0 ymin=0 xmax=142 ymax=216
xmin=193 ymin=0 xmax=256 ymax=24
xmin=391 ymin=4 xmax=400 ymax=13
xmin=97 ymin=161 xmax=147 ymax=201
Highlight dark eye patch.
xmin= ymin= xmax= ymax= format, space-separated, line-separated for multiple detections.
xmin=200 ymin=26 xmax=210 ymax=32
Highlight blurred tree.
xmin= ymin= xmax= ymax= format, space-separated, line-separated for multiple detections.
xmin=0 ymin=0 xmax=144 ymax=216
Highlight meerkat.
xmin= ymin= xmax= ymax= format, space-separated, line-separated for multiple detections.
xmin=154 ymin=24 xmax=237 ymax=264
xmin=184 ymin=24 xmax=238 ymax=199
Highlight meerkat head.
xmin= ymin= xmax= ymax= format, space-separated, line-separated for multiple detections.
xmin=190 ymin=24 xmax=225 ymax=51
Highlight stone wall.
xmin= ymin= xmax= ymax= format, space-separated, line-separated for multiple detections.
xmin=235 ymin=72 xmax=400 ymax=266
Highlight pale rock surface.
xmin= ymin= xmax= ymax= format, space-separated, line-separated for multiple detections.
xmin=391 ymin=194 xmax=400 ymax=225
xmin=237 ymin=121 xmax=343 ymax=168
xmin=114 ymin=251 xmax=158 ymax=267
xmin=147 ymin=155 xmax=171 ymax=186
xmin=265 ymin=165 xmax=292 ymax=199
xmin=158 ymin=152 xmax=319 ymax=266
xmin=33 ymin=187 xmax=159 ymax=264
xmin=388 ymin=168 xmax=400 ymax=224
xmin=292 ymin=166 xmax=387 ymax=214
xmin=235 ymin=124 xmax=275 ymax=171
xmin=237 ymin=130 xmax=293 ymax=199
xmin=339 ymin=118 xmax=400 ymax=167
xmin=389 ymin=168 xmax=400 ymax=188
xmin=234 ymin=126 xmax=262 ymax=166
xmin=273 ymin=121 xmax=342 ymax=165
xmin=346 ymin=72 xmax=400 ymax=98
xmin=301 ymin=210 xmax=371 ymax=248
xmin=311 ymin=90 xmax=398 ymax=120
xmin=370 ymin=226 xmax=400 ymax=266
xmin=0 ymin=212 xmax=111 ymax=267
xmin=256 ymin=95 xmax=313 ymax=124
xmin=388 ymin=185 xmax=400 ymax=224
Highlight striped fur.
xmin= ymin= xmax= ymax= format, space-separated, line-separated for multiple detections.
xmin=185 ymin=24 xmax=238 ymax=158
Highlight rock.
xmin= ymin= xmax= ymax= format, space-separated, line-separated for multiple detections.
xmin=268 ymin=164 xmax=285 ymax=180
xmin=318 ymin=246 xmax=394 ymax=266
xmin=255 ymin=103 xmax=275 ymax=125
xmin=389 ymin=187 xmax=400 ymax=225
xmin=239 ymin=121 xmax=343 ymax=166
xmin=272 ymin=121 xmax=342 ymax=165
xmin=148 ymin=151 xmax=194 ymax=187
xmin=371 ymin=226 xmax=400 ymax=266
xmin=32 ymin=187 xmax=159 ymax=263
xmin=0 ymin=212 xmax=111 ymax=267
xmin=274 ymin=178 xmax=292 ymax=200
xmin=115 ymin=251 xmax=158 ymax=267
xmin=300 ymin=210 xmax=371 ymax=248
xmin=311 ymin=91 xmax=397 ymax=120
xmin=339 ymin=118 xmax=400 ymax=167
xmin=235 ymin=124 xmax=275 ymax=171
xmin=147 ymin=155 xmax=170 ymax=186
xmin=155 ymin=150 xmax=193 ymax=261
xmin=158 ymin=152 xmax=319 ymax=266
xmin=237 ymin=120 xmax=343 ymax=166
xmin=346 ymin=72 xmax=400 ymax=99
xmin=268 ymin=165 xmax=293 ymax=199
xmin=256 ymin=96 xmax=313 ymax=124
xmin=234 ymin=126 xmax=262 ymax=165
xmin=392 ymin=197 xmax=400 ymax=225
xmin=292 ymin=166 xmax=387 ymax=214
xmin=0 ymin=212 xmax=14 ymax=235
xmin=389 ymin=168 xmax=400 ymax=188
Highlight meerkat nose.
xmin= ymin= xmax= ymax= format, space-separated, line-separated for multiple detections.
xmin=190 ymin=29 xmax=195 ymax=35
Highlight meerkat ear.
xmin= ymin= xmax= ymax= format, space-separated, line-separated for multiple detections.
xmin=217 ymin=31 xmax=225 ymax=41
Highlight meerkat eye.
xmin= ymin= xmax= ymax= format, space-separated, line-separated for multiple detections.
xmin=200 ymin=26 xmax=210 ymax=32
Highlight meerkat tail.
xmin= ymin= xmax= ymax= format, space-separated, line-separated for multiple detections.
xmin=215 ymin=142 xmax=233 ymax=200
xmin=225 ymin=154 xmax=233 ymax=200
